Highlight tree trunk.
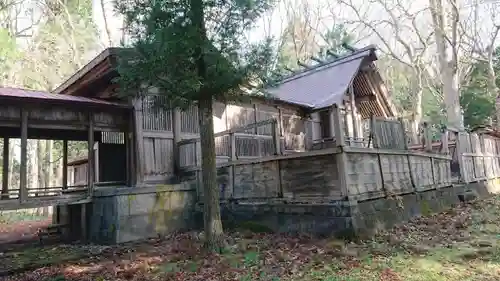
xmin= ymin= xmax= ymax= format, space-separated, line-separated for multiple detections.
xmin=198 ymin=96 xmax=225 ymax=251
xmin=190 ymin=0 xmax=224 ymax=251
xmin=487 ymin=62 xmax=500 ymax=126
xmin=409 ymin=71 xmax=424 ymax=144
xmin=429 ymin=0 xmax=461 ymax=130
xmin=100 ymin=0 xmax=113 ymax=46
xmin=443 ymin=67 xmax=461 ymax=129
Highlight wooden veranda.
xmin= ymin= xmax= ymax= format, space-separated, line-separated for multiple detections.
xmin=0 ymin=87 xmax=133 ymax=210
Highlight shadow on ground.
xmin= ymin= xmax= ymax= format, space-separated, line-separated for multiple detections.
xmin=3 ymin=197 xmax=500 ymax=281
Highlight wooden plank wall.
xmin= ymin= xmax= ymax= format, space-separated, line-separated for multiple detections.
xmin=140 ymin=96 xmax=175 ymax=183
xmin=193 ymin=152 xmax=345 ymax=202
xmin=457 ymin=131 xmax=500 ymax=183
xmin=341 ymin=147 xmax=452 ymax=201
xmin=177 ymin=101 xmax=309 ymax=168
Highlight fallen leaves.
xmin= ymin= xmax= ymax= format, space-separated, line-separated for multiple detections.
xmin=3 ymin=196 xmax=500 ymax=280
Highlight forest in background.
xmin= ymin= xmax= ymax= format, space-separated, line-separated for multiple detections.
xmin=1 ymin=0 xmax=500 ymax=195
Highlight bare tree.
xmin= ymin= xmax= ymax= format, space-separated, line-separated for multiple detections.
xmin=99 ymin=0 xmax=113 ymax=46
xmin=428 ymin=0 xmax=466 ymax=130
xmin=464 ymin=0 xmax=500 ymax=125
xmin=334 ymin=0 xmax=433 ymax=141
xmin=278 ymin=0 xmax=324 ymax=67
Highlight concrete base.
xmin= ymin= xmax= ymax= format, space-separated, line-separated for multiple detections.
xmin=218 ymin=178 xmax=500 ymax=239
xmin=88 ymin=185 xmax=197 ymax=244
xmin=56 ymin=178 xmax=500 ymax=244
xmin=220 ymin=201 xmax=355 ymax=237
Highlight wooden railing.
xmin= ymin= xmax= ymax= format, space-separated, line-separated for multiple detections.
xmin=0 ymin=180 xmax=125 ymax=211
xmin=178 ymin=119 xmax=281 ymax=168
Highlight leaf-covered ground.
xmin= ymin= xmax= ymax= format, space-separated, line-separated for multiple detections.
xmin=0 ymin=214 xmax=51 ymax=245
xmin=3 ymin=196 xmax=500 ymax=281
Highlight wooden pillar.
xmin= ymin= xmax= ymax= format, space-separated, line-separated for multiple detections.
xmin=423 ymin=122 xmax=432 ymax=152
xmin=133 ymin=99 xmax=145 ymax=185
xmin=332 ymin=104 xmax=350 ymax=198
xmin=173 ymin=108 xmax=182 ymax=174
xmin=343 ymin=102 xmax=349 ymax=141
xmin=311 ymin=112 xmax=321 ymax=142
xmin=253 ymin=104 xmax=258 ymax=134
xmin=2 ymin=137 xmax=8 ymax=199
xmin=62 ymin=140 xmax=68 ymax=190
xmin=229 ymin=132 xmax=237 ymax=199
xmin=441 ymin=127 xmax=449 ymax=154
xmin=272 ymin=119 xmax=281 ymax=155
xmin=87 ymin=113 xmax=95 ymax=197
xmin=230 ymin=133 xmax=236 ymax=161
xmin=19 ymin=110 xmax=28 ymax=203
xmin=81 ymin=203 xmax=87 ymax=242
xmin=127 ymin=111 xmax=136 ymax=186
xmin=278 ymin=108 xmax=284 ymax=137
xmin=332 ymin=105 xmax=345 ymax=147
xmin=125 ymin=130 xmax=131 ymax=186
xmin=329 ymin=109 xmax=336 ymax=139
xmin=94 ymin=141 xmax=99 ymax=183
xmin=349 ymin=84 xmax=359 ymax=140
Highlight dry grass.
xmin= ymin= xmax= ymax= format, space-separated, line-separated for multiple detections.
xmin=3 ymin=196 xmax=500 ymax=280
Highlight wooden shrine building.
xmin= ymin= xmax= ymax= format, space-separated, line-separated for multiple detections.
xmin=0 ymin=44 xmax=396 ymax=210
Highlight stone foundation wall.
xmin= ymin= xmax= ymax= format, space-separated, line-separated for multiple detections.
xmin=220 ymin=202 xmax=354 ymax=237
xmin=89 ymin=185 xmax=196 ymax=244
xmin=219 ymin=179 xmax=500 ymax=239
xmin=80 ymin=178 xmax=500 ymax=244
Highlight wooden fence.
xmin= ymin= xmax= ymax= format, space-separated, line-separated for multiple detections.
xmin=457 ymin=132 xmax=500 ymax=183
xmin=344 ymin=147 xmax=452 ymax=201
xmin=178 ymin=119 xmax=281 ymax=169
xmin=185 ymin=144 xmax=453 ymax=203
xmin=185 ymin=106 xmax=455 ymax=203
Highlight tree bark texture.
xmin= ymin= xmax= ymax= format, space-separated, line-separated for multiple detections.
xmin=429 ymin=0 xmax=462 ymax=130
xmin=190 ymin=0 xmax=225 ymax=251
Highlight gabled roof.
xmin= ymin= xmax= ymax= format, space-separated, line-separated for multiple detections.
xmin=52 ymin=48 xmax=122 ymax=96
xmin=265 ymin=45 xmax=396 ymax=116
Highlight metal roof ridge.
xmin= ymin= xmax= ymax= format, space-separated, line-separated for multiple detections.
xmin=273 ymin=45 xmax=377 ymax=86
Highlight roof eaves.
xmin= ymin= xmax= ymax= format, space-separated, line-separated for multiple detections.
xmin=256 ymin=89 xmax=315 ymax=109
xmin=52 ymin=48 xmax=122 ymax=95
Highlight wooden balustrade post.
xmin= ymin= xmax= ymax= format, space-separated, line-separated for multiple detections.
xmin=440 ymin=126 xmax=449 ymax=154
xmin=423 ymin=122 xmax=433 ymax=152
xmin=272 ymin=119 xmax=281 ymax=155
xmin=193 ymin=141 xmax=198 ymax=167
xmin=369 ymin=115 xmax=380 ymax=148
xmin=230 ymin=133 xmax=236 ymax=161
xmin=173 ymin=107 xmax=182 ymax=174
